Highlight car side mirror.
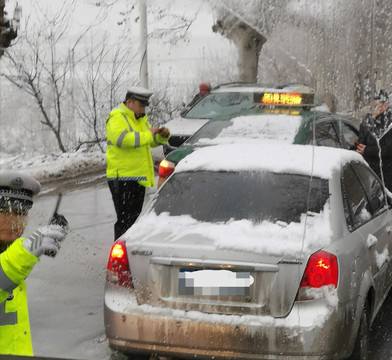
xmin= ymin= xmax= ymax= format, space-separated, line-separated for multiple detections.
xmin=369 ymin=196 xmax=382 ymax=212
xmin=387 ymin=194 xmax=392 ymax=208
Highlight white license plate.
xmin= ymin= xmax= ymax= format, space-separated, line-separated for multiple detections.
xmin=178 ymin=269 xmax=254 ymax=296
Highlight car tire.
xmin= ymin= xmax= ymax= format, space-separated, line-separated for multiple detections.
xmin=349 ymin=302 xmax=370 ymax=360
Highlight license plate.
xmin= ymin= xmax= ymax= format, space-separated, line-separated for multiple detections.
xmin=178 ymin=269 xmax=254 ymax=296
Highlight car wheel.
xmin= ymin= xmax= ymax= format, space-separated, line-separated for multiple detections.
xmin=349 ymin=302 xmax=370 ymax=360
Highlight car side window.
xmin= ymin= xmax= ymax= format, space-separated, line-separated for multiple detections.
xmin=341 ymin=164 xmax=372 ymax=231
xmin=313 ymin=122 xmax=341 ymax=148
xmin=338 ymin=122 xmax=359 ymax=149
xmin=351 ymin=162 xmax=386 ymax=215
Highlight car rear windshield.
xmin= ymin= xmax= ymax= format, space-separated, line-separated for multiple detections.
xmin=154 ymin=171 xmax=330 ymax=224
xmin=185 ymin=92 xmax=256 ymax=119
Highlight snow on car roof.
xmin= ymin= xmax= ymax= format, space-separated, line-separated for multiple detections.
xmin=195 ymin=114 xmax=303 ymax=145
xmin=175 ymin=142 xmax=365 ymax=179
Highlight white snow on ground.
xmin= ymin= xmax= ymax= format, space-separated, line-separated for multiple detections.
xmin=0 ymin=150 xmax=106 ymax=184
xmin=0 ymin=147 xmax=165 ymax=186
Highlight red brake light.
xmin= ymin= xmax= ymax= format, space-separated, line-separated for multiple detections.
xmin=111 ymin=243 xmax=125 ymax=259
xmin=158 ymin=160 xmax=175 ymax=178
xmin=296 ymin=251 xmax=338 ymax=300
xmin=106 ymin=239 xmax=133 ymax=288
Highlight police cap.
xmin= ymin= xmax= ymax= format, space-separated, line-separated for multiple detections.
xmin=0 ymin=171 xmax=41 ymax=212
xmin=125 ymin=86 xmax=153 ymax=106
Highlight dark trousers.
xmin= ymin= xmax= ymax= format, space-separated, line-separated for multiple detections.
xmin=108 ymin=180 xmax=146 ymax=241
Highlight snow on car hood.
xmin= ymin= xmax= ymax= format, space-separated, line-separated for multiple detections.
xmin=164 ymin=116 xmax=209 ymax=135
xmin=175 ymin=142 xmax=366 ymax=180
xmin=125 ymin=202 xmax=333 ymax=258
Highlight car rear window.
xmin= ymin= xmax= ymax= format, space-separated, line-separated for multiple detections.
xmin=154 ymin=171 xmax=330 ymax=224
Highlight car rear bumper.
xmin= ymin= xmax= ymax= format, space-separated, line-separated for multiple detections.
xmin=104 ymin=285 xmax=354 ymax=360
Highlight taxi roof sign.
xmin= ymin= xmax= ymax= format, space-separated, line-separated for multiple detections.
xmin=262 ymin=92 xmax=303 ymax=106
xmin=253 ymin=85 xmax=315 ymax=108
xmin=255 ymin=92 xmax=314 ymax=107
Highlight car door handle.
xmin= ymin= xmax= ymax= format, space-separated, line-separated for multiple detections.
xmin=366 ymin=234 xmax=378 ymax=248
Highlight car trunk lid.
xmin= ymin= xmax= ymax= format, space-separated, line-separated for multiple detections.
xmin=127 ymin=233 xmax=306 ymax=318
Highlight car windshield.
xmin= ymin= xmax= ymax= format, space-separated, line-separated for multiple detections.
xmin=185 ymin=120 xmax=233 ymax=145
xmin=154 ymin=171 xmax=330 ymax=224
xmin=184 ymin=92 xmax=257 ymax=119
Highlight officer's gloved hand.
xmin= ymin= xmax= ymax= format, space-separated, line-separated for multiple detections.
xmin=22 ymin=224 xmax=67 ymax=257
xmin=49 ymin=212 xmax=69 ymax=231
xmin=158 ymin=126 xmax=170 ymax=138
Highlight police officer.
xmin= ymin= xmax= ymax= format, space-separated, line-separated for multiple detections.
xmin=106 ymin=87 xmax=170 ymax=240
xmin=0 ymin=171 xmax=68 ymax=355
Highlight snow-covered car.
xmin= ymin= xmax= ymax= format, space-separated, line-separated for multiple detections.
xmin=104 ymin=142 xmax=392 ymax=360
xmin=163 ymin=83 xmax=316 ymax=155
xmin=158 ymin=108 xmax=359 ymax=187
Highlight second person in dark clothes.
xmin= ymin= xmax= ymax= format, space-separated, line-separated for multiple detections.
xmin=187 ymin=82 xmax=211 ymax=108
xmin=355 ymin=89 xmax=392 ymax=190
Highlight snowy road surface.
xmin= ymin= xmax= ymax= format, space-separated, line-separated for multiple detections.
xmin=25 ymin=181 xmax=128 ymax=360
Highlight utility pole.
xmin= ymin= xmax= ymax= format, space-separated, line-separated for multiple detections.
xmin=140 ymin=0 xmax=148 ymax=89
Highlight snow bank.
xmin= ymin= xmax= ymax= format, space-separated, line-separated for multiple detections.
xmin=0 ymin=150 xmax=106 ymax=183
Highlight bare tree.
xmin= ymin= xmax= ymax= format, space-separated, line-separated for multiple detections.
xmin=74 ymin=34 xmax=138 ymax=152
xmin=212 ymin=3 xmax=267 ymax=83
xmin=94 ymin=0 xmax=195 ymax=45
xmin=1 ymin=2 xmax=89 ymax=153
xmin=212 ymin=0 xmax=392 ymax=113
xmin=148 ymin=11 xmax=195 ymax=45
xmin=149 ymin=81 xmax=185 ymax=126
xmin=212 ymin=1 xmax=272 ymax=83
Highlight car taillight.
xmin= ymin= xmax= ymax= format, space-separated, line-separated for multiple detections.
xmin=158 ymin=159 xmax=175 ymax=178
xmin=296 ymin=251 xmax=338 ymax=301
xmin=106 ymin=239 xmax=133 ymax=288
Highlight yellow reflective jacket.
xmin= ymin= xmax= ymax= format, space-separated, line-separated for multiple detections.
xmin=0 ymin=238 xmax=39 ymax=356
xmin=106 ymin=103 xmax=169 ymax=187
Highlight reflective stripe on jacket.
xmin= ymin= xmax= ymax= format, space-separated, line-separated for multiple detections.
xmin=0 ymin=238 xmax=39 ymax=355
xmin=105 ymin=103 xmax=169 ymax=187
